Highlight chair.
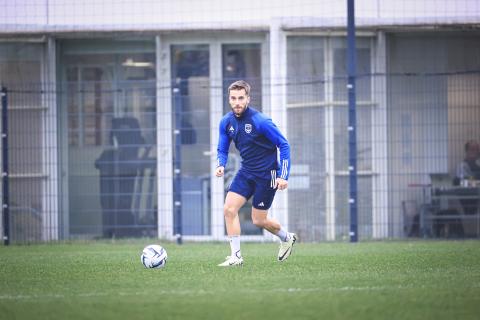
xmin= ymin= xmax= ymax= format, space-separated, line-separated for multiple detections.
xmin=402 ymin=200 xmax=420 ymax=237
xmin=428 ymin=173 xmax=465 ymax=238
xmin=95 ymin=117 xmax=146 ymax=238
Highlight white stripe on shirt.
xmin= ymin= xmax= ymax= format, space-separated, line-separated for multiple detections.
xmin=281 ymin=159 xmax=288 ymax=179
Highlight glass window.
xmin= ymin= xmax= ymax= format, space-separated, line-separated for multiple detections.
xmin=65 ymin=53 xmax=155 ymax=147
xmin=286 ymin=36 xmax=374 ymax=241
xmin=0 ymin=43 xmax=42 ymax=89
xmin=286 ymin=37 xmax=325 ymax=105
xmin=0 ymin=43 xmax=44 ymax=243
xmin=171 ymin=45 xmax=210 ymax=146
xmin=387 ymin=34 xmax=480 ymax=237
xmin=171 ymin=44 xmax=211 ymax=236
xmin=61 ymin=41 xmax=157 ymax=238
xmin=222 ymin=43 xmax=262 ymax=112
xmin=333 ymin=39 xmax=371 ymax=102
xmin=221 ymin=43 xmax=263 ymax=235
xmin=287 ymin=107 xmax=327 ymax=241
xmin=335 ymin=176 xmax=373 ymax=239
xmin=333 ymin=106 xmax=372 ymax=171
xmin=332 ymin=38 xmax=373 ymax=239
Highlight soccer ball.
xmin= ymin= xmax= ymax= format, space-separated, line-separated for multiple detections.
xmin=141 ymin=244 xmax=168 ymax=269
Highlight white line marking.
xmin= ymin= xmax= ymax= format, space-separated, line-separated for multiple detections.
xmin=2 ymin=284 xmax=474 ymax=301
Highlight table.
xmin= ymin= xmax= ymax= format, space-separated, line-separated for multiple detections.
xmin=420 ymin=186 xmax=480 ymax=238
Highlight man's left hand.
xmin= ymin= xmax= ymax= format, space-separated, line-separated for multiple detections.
xmin=275 ymin=178 xmax=288 ymax=191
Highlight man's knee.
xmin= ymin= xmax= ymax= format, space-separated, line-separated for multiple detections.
xmin=251 ymin=214 xmax=266 ymax=228
xmin=224 ymin=204 xmax=238 ymax=219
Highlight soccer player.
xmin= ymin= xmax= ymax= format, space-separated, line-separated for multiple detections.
xmin=216 ymin=80 xmax=296 ymax=267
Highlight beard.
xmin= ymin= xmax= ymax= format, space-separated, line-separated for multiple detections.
xmin=232 ymin=105 xmax=247 ymax=117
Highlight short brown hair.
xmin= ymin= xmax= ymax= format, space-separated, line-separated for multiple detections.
xmin=228 ymin=80 xmax=250 ymax=96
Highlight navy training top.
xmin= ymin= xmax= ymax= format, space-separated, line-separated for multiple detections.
xmin=216 ymin=107 xmax=291 ymax=180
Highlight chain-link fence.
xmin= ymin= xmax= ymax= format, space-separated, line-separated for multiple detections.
xmin=1 ymin=33 xmax=480 ymax=244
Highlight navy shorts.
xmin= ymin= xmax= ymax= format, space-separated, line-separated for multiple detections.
xmin=228 ymin=170 xmax=277 ymax=210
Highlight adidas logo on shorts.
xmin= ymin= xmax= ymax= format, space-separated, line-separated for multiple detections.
xmin=258 ymin=202 xmax=265 ymax=207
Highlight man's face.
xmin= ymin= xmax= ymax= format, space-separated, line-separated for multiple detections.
xmin=229 ymin=88 xmax=250 ymax=117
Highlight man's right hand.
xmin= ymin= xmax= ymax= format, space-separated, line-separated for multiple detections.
xmin=215 ymin=166 xmax=225 ymax=177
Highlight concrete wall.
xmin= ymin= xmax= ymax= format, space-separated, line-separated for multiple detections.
xmin=1 ymin=0 xmax=479 ymax=34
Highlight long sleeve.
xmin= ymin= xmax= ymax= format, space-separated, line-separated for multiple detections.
xmin=216 ymin=119 xmax=231 ymax=167
xmin=259 ymin=118 xmax=291 ymax=180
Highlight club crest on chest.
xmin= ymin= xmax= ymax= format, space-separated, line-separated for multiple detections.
xmin=245 ymin=124 xmax=252 ymax=133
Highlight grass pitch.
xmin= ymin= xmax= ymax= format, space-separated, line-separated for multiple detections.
xmin=1 ymin=240 xmax=479 ymax=320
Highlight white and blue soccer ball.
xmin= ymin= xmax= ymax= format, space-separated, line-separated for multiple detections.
xmin=141 ymin=244 xmax=168 ymax=269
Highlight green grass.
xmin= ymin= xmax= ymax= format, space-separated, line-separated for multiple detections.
xmin=1 ymin=240 xmax=480 ymax=320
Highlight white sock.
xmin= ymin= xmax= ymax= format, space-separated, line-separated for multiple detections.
xmin=229 ymin=236 xmax=241 ymax=258
xmin=276 ymin=228 xmax=290 ymax=242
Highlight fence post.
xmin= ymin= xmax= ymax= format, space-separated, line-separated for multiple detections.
xmin=172 ymin=87 xmax=183 ymax=245
xmin=1 ymin=87 xmax=9 ymax=246
xmin=347 ymin=0 xmax=358 ymax=242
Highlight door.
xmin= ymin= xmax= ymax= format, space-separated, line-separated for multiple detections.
xmin=62 ymin=47 xmax=157 ymax=238
xmin=166 ymin=37 xmax=265 ymax=239
xmin=171 ymin=44 xmax=211 ymax=236
xmin=221 ymin=43 xmax=263 ymax=235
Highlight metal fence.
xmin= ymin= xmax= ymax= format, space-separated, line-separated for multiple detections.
xmin=2 ymin=70 xmax=480 ymax=244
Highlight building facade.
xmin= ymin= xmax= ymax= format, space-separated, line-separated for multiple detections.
xmin=1 ymin=0 xmax=480 ymax=242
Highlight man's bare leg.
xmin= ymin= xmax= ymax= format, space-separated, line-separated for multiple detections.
xmin=218 ymin=192 xmax=246 ymax=266
xmin=251 ymin=208 xmax=297 ymax=262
